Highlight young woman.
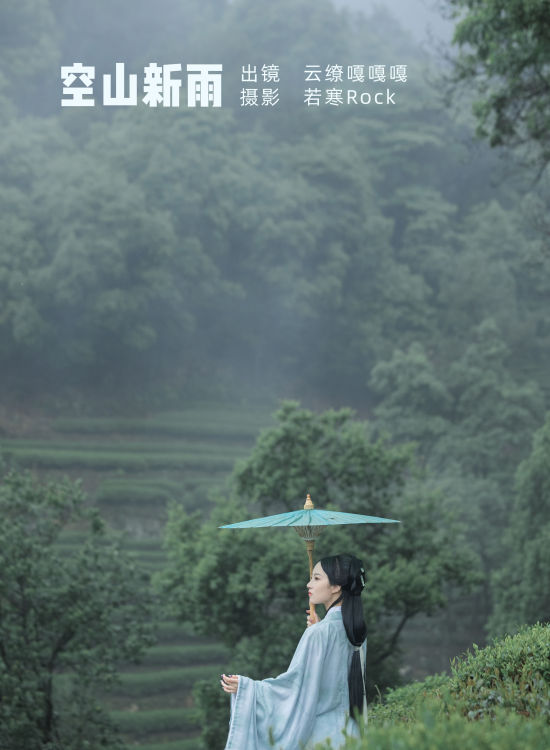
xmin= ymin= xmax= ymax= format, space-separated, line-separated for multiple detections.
xmin=220 ymin=553 xmax=367 ymax=750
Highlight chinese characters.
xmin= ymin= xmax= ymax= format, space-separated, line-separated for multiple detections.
xmin=240 ymin=64 xmax=280 ymax=107
xmin=61 ymin=63 xmax=223 ymax=107
xmin=60 ymin=61 xmax=408 ymax=109
xmin=303 ymin=63 xmax=407 ymax=106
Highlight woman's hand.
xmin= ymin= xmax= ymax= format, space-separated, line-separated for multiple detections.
xmin=220 ymin=674 xmax=239 ymax=693
xmin=306 ymin=608 xmax=320 ymax=627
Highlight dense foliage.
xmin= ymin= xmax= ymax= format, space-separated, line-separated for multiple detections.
xmin=2 ymin=1 xmax=550 ymax=747
xmin=0 ymin=470 xmax=156 ymax=750
xmin=160 ymin=402 xmax=480 ymax=747
xmin=447 ymin=0 xmax=550 ymax=173
xmin=1 ymin=0 xmax=548 ymax=408
xmin=451 ymin=623 xmax=550 ymax=721
xmin=370 ymin=622 xmax=550 ymax=725
xmin=329 ymin=623 xmax=550 ymax=749
xmin=333 ymin=711 xmax=550 ymax=750
xmin=490 ymin=414 xmax=550 ymax=635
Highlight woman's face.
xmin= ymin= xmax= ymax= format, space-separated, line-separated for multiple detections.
xmin=307 ymin=561 xmax=341 ymax=608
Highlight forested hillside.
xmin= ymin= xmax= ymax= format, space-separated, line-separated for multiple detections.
xmin=1 ymin=1 xmax=550 ymax=749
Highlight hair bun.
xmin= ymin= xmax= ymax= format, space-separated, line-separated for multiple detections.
xmin=343 ymin=562 xmax=365 ymax=596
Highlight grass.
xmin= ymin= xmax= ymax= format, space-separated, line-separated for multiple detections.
xmin=139 ymin=644 xmax=229 ymax=668
xmin=125 ymin=738 xmax=201 ymax=750
xmin=109 ymin=690 xmax=195 ymax=712
xmin=52 ymin=410 xmax=272 ymax=439
xmin=0 ymin=438 xmax=249 ymax=456
xmin=0 ymin=447 xmax=237 ymax=472
xmin=95 ymin=478 xmax=224 ymax=507
xmin=113 ymin=666 xmax=222 ymax=697
xmin=111 ymin=708 xmax=197 ymax=737
xmin=155 ymin=621 xmax=203 ymax=643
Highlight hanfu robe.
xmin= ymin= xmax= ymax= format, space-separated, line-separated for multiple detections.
xmin=224 ymin=605 xmax=367 ymax=750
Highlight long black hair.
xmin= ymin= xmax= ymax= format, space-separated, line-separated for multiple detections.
xmin=319 ymin=554 xmax=366 ymax=719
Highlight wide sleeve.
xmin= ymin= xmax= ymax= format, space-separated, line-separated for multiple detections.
xmin=224 ymin=624 xmax=329 ymax=750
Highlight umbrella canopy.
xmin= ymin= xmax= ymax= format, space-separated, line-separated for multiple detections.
xmin=220 ymin=507 xmax=399 ymax=529
xmin=220 ymin=494 xmax=399 ymax=616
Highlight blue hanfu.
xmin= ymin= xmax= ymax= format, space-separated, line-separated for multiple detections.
xmin=224 ymin=606 xmax=367 ymax=750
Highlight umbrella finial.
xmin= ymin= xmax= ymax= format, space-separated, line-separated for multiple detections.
xmin=304 ymin=493 xmax=314 ymax=510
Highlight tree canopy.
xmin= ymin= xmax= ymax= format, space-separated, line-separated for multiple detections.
xmin=489 ymin=413 xmax=550 ymax=635
xmin=447 ymin=0 xmax=550 ymax=173
xmin=0 ymin=469 xmax=156 ymax=750
xmin=2 ymin=4 xmax=550 ymax=734
xmin=160 ymin=403 xmax=480 ymax=707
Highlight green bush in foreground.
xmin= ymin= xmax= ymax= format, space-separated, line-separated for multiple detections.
xmin=329 ymin=623 xmax=550 ymax=749
xmin=366 ymin=673 xmax=450 ymax=725
xmin=368 ymin=622 xmax=550 ymax=727
xmin=328 ymin=711 xmax=550 ymax=750
xmin=450 ymin=622 xmax=550 ymax=721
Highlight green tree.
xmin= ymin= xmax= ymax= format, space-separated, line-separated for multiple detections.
xmin=370 ymin=342 xmax=453 ymax=458
xmin=370 ymin=323 xmax=543 ymax=648
xmin=437 ymin=319 xmax=544 ymax=480
xmin=489 ymin=412 xmax=550 ymax=635
xmin=446 ymin=0 xmax=550 ymax=172
xmin=0 ymin=112 xmax=242 ymax=391
xmin=232 ymin=400 xmax=412 ymax=514
xmin=0 ymin=469 xmax=156 ymax=750
xmin=371 ymin=319 xmax=543 ymax=482
xmin=160 ymin=403 xmax=479 ymax=747
xmin=371 ymin=320 xmax=543 ymax=588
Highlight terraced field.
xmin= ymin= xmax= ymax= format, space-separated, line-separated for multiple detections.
xmin=0 ymin=404 xmax=274 ymax=749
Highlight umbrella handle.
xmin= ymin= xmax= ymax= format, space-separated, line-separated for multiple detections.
xmin=306 ymin=540 xmax=316 ymax=620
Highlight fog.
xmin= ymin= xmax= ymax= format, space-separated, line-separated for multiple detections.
xmin=334 ymin=0 xmax=454 ymax=45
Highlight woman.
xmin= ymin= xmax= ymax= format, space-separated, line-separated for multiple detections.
xmin=220 ymin=553 xmax=367 ymax=750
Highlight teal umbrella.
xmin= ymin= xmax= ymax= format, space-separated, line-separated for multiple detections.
xmin=220 ymin=494 xmax=399 ymax=617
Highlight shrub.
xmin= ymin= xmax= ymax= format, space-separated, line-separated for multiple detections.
xmin=362 ymin=621 xmax=550 ymax=750
xmin=368 ymin=673 xmax=450 ymax=725
xmin=450 ymin=622 xmax=550 ymax=720
xmin=330 ymin=710 xmax=550 ymax=750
